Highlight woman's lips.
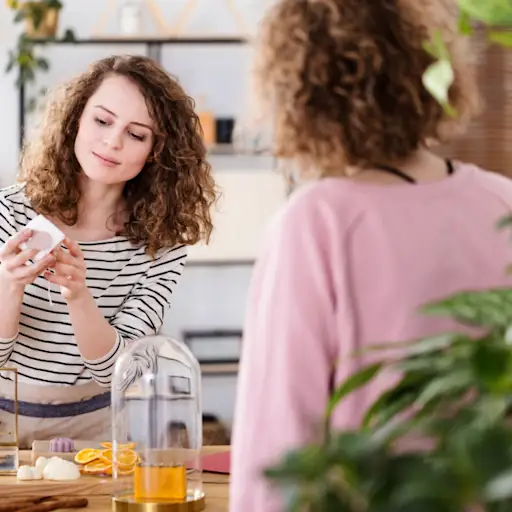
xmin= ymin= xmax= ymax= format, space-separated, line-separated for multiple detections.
xmin=92 ymin=152 xmax=120 ymax=166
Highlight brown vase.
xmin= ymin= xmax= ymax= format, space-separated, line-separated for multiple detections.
xmin=23 ymin=2 xmax=60 ymax=38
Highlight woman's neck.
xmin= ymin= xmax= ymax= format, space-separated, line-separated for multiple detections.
xmin=50 ymin=177 xmax=127 ymax=241
xmin=350 ymin=149 xmax=451 ymax=185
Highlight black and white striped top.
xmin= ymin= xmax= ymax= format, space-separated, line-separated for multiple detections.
xmin=0 ymin=185 xmax=187 ymax=387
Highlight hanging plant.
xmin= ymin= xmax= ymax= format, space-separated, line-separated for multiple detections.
xmin=422 ymin=0 xmax=512 ymax=114
xmin=5 ymin=0 xmax=76 ymax=112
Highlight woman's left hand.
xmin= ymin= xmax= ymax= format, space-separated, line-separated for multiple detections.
xmin=44 ymin=238 xmax=87 ymax=301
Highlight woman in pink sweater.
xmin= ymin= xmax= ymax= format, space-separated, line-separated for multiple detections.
xmin=230 ymin=1 xmax=512 ymax=511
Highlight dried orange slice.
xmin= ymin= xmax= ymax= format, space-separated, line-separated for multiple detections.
xmin=74 ymin=448 xmax=100 ymax=465
xmin=98 ymin=449 xmax=113 ymax=463
xmin=99 ymin=448 xmax=138 ymax=467
xmin=100 ymin=442 xmax=136 ymax=450
xmin=83 ymin=459 xmax=113 ymax=475
xmin=116 ymin=465 xmax=135 ymax=476
xmin=116 ymin=449 xmax=139 ymax=467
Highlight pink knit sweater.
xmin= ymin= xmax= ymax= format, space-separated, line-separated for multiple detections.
xmin=230 ymin=163 xmax=512 ymax=512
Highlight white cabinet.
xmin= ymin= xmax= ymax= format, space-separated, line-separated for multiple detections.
xmin=187 ymin=169 xmax=289 ymax=263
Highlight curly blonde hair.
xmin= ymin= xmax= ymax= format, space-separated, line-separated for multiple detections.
xmin=253 ymin=0 xmax=481 ymax=176
xmin=19 ymin=55 xmax=216 ymax=256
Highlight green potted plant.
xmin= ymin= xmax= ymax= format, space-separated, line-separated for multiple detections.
xmin=5 ymin=0 xmax=75 ymax=111
xmin=8 ymin=0 xmax=62 ymax=38
xmin=264 ymin=3 xmax=512 ymax=510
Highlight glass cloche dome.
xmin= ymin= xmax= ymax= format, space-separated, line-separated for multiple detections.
xmin=111 ymin=335 xmax=204 ymax=511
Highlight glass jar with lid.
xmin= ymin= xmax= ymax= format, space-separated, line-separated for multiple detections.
xmin=111 ymin=335 xmax=204 ymax=511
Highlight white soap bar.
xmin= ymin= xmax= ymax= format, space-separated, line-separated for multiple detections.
xmin=35 ymin=456 xmax=48 ymax=472
xmin=19 ymin=215 xmax=65 ymax=262
xmin=17 ymin=463 xmax=44 ymax=480
xmin=17 ymin=465 xmax=35 ymax=480
xmin=31 ymin=466 xmax=43 ymax=480
xmin=43 ymin=457 xmax=80 ymax=481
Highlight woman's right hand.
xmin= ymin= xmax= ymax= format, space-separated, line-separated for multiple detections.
xmin=0 ymin=229 xmax=56 ymax=292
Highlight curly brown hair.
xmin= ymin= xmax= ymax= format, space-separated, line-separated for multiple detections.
xmin=253 ymin=0 xmax=481 ymax=176
xmin=19 ymin=55 xmax=216 ymax=256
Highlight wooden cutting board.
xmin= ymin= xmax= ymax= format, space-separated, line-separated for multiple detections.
xmin=0 ymin=473 xmax=118 ymax=498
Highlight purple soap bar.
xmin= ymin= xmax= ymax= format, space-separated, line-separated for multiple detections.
xmin=49 ymin=437 xmax=75 ymax=453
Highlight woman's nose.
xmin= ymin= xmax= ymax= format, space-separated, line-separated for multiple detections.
xmin=103 ymin=131 xmax=123 ymax=150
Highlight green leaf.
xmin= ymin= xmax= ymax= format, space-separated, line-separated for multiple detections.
xmin=422 ymin=289 xmax=512 ymax=328
xmin=414 ymin=371 xmax=472 ymax=408
xmin=325 ymin=363 xmax=382 ymax=420
xmin=485 ymin=469 xmax=512 ymax=501
xmin=422 ymin=30 xmax=450 ymax=60
xmin=458 ymin=10 xmax=473 ymax=35
xmin=488 ymin=30 xmax=512 ymax=47
xmin=36 ymin=57 xmax=49 ymax=71
xmin=497 ymin=213 xmax=512 ymax=230
xmin=264 ymin=444 xmax=331 ymax=482
xmin=471 ymin=340 xmax=512 ymax=391
xmin=359 ymin=332 xmax=464 ymax=358
xmin=13 ymin=9 xmax=26 ymax=22
xmin=422 ymin=59 xmax=456 ymax=116
xmin=458 ymin=0 xmax=512 ymax=26
xmin=363 ymin=373 xmax=428 ymax=427
xmin=43 ymin=0 xmax=63 ymax=9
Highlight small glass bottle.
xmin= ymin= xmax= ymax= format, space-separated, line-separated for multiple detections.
xmin=119 ymin=0 xmax=142 ymax=36
xmin=111 ymin=335 xmax=205 ymax=511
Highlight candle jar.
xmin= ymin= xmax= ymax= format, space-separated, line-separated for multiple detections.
xmin=111 ymin=335 xmax=205 ymax=511
xmin=119 ymin=0 xmax=142 ymax=36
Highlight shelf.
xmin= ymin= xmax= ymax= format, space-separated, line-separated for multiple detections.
xmin=201 ymin=363 xmax=239 ymax=375
xmin=186 ymin=259 xmax=254 ymax=267
xmin=27 ymin=36 xmax=250 ymax=45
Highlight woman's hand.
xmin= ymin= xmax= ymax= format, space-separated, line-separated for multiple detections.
xmin=0 ymin=229 xmax=56 ymax=293
xmin=44 ymin=237 xmax=87 ymax=301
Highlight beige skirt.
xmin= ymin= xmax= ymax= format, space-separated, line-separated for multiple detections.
xmin=0 ymin=380 xmax=111 ymax=449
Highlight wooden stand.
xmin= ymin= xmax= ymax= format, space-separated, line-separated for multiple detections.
xmin=92 ymin=0 xmax=249 ymax=38
xmin=92 ymin=0 xmax=169 ymax=37
xmin=169 ymin=0 xmax=249 ymax=36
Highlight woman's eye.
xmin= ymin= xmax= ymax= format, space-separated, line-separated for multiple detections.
xmin=129 ymin=132 xmax=146 ymax=142
xmin=95 ymin=117 xmax=108 ymax=126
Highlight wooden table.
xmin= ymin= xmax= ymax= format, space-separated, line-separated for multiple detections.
xmin=15 ymin=446 xmax=230 ymax=512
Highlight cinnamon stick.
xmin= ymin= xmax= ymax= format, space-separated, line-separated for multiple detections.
xmin=0 ymin=498 xmax=51 ymax=512
xmin=16 ymin=498 xmax=88 ymax=512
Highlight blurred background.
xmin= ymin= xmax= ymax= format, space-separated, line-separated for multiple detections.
xmin=0 ymin=0 xmax=510 ymax=438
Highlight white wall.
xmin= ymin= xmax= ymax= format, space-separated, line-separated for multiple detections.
xmin=0 ymin=1 xmax=281 ymax=429
xmin=0 ymin=4 xmax=21 ymax=183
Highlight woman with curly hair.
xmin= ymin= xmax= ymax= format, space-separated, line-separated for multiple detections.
xmin=0 ymin=55 xmax=215 ymax=446
xmin=230 ymin=1 xmax=512 ymax=510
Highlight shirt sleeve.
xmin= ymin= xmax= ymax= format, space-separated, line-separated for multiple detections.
xmin=0 ymin=193 xmax=18 ymax=367
xmin=229 ymin=193 xmax=338 ymax=512
xmin=82 ymin=244 xmax=187 ymax=386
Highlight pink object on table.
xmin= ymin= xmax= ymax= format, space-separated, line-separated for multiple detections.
xmin=230 ymin=163 xmax=512 ymax=512
xmin=201 ymin=451 xmax=230 ymax=474
xmin=49 ymin=437 xmax=75 ymax=452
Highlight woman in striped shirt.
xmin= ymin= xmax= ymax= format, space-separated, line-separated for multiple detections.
xmin=0 ymin=55 xmax=215 ymax=447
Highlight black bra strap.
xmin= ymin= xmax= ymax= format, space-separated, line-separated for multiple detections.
xmin=373 ymin=159 xmax=454 ymax=184
xmin=373 ymin=163 xmax=416 ymax=183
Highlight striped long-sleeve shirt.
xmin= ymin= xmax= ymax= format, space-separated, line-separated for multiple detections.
xmin=0 ymin=185 xmax=187 ymax=387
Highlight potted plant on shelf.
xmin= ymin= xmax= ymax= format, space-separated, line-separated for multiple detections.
xmin=7 ymin=0 xmax=62 ymax=38
xmin=264 ymin=2 xmax=512 ymax=510
xmin=5 ymin=0 xmax=76 ymax=112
